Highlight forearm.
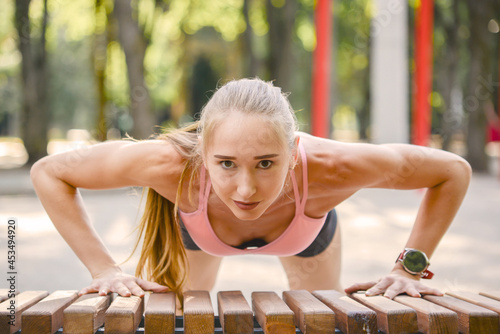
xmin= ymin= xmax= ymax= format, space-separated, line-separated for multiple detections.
xmin=398 ymin=159 xmax=471 ymax=266
xmin=31 ymin=161 xmax=119 ymax=277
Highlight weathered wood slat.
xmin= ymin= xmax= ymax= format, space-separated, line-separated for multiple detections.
xmin=183 ymin=290 xmax=214 ymax=334
xmin=104 ymin=295 xmax=144 ymax=334
xmin=312 ymin=290 xmax=377 ymax=334
xmin=393 ymin=295 xmax=458 ymax=334
xmin=217 ymin=291 xmax=253 ymax=334
xmin=425 ymin=294 xmax=499 ymax=334
xmin=447 ymin=291 xmax=500 ymax=329
xmin=282 ymin=290 xmax=335 ymax=334
xmin=480 ymin=291 xmax=500 ymax=302
xmin=63 ymin=293 xmax=111 ymax=334
xmin=21 ymin=290 xmax=79 ymax=334
xmin=252 ymin=291 xmax=295 ymax=334
xmin=448 ymin=291 xmax=500 ymax=315
xmin=0 ymin=290 xmax=11 ymax=303
xmin=144 ymin=292 xmax=176 ymax=334
xmin=350 ymin=292 xmax=418 ymax=334
xmin=0 ymin=290 xmax=49 ymax=334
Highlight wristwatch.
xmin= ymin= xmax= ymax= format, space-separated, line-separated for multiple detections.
xmin=396 ymin=248 xmax=434 ymax=279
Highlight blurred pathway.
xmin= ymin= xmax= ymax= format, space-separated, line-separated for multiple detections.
xmin=0 ymin=168 xmax=499 ymax=303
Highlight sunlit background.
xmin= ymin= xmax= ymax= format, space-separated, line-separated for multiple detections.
xmin=0 ymin=0 xmax=499 ymax=297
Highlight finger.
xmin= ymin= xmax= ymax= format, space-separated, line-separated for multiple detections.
xmin=383 ymin=284 xmax=414 ymax=299
xmin=113 ymin=282 xmax=132 ymax=297
xmin=124 ymin=281 xmax=145 ymax=297
xmin=137 ymin=278 xmax=170 ymax=293
xmin=345 ymin=281 xmax=379 ymax=294
xmin=79 ymin=286 xmax=98 ymax=296
xmin=129 ymin=286 xmax=145 ymax=297
xmin=380 ymin=280 xmax=406 ymax=299
xmin=404 ymin=285 xmax=422 ymax=298
xmin=366 ymin=278 xmax=393 ymax=296
xmin=417 ymin=284 xmax=443 ymax=296
xmin=98 ymin=283 xmax=111 ymax=296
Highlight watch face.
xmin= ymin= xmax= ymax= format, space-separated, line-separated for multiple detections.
xmin=403 ymin=250 xmax=428 ymax=273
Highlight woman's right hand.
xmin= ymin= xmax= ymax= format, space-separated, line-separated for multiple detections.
xmin=78 ymin=266 xmax=170 ymax=297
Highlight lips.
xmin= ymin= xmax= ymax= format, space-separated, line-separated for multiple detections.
xmin=233 ymin=200 xmax=260 ymax=210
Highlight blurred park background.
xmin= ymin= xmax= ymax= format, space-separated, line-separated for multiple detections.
xmin=0 ymin=0 xmax=500 ymax=297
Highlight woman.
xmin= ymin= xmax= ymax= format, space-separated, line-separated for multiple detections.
xmin=31 ymin=78 xmax=471 ymax=301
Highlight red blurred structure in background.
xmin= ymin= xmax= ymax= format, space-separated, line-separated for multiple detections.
xmin=413 ymin=0 xmax=434 ymax=147
xmin=311 ymin=0 xmax=332 ymax=138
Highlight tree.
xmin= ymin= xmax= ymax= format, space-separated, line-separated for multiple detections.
xmin=113 ymin=0 xmax=155 ymax=139
xmin=14 ymin=0 xmax=49 ymax=164
xmin=239 ymin=0 xmax=259 ymax=77
xmin=93 ymin=0 xmax=112 ymax=141
xmin=265 ymin=0 xmax=297 ymax=92
xmin=464 ymin=0 xmax=498 ymax=171
xmin=433 ymin=0 xmax=462 ymax=151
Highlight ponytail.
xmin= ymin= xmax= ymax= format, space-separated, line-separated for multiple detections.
xmin=133 ymin=189 xmax=187 ymax=301
xmin=131 ymin=122 xmax=201 ymax=303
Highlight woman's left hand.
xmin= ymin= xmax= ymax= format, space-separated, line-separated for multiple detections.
xmin=344 ymin=268 xmax=443 ymax=299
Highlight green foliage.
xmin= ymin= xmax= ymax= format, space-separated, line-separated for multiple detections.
xmin=2 ymin=0 xmax=497 ymax=153
xmin=0 ymin=0 xmax=20 ymax=136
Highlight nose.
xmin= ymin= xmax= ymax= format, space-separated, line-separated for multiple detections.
xmin=237 ymin=170 xmax=257 ymax=200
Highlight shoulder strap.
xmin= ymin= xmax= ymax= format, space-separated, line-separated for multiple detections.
xmin=197 ymin=166 xmax=211 ymax=209
xmin=298 ymin=141 xmax=309 ymax=208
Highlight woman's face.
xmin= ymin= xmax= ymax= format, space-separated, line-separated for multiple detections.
xmin=203 ymin=113 xmax=293 ymax=221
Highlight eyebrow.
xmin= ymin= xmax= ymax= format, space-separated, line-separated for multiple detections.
xmin=214 ymin=154 xmax=279 ymax=160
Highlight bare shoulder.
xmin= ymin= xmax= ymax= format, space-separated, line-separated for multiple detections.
xmin=298 ymin=132 xmax=470 ymax=192
xmin=298 ymin=132 xmax=364 ymax=191
xmin=34 ymin=139 xmax=187 ymax=199
xmin=116 ymin=139 xmax=187 ymax=190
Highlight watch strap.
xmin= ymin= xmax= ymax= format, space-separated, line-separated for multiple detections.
xmin=396 ymin=249 xmax=434 ymax=279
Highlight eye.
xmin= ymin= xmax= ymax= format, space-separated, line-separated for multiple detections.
xmin=220 ymin=160 xmax=235 ymax=169
xmin=258 ymin=160 xmax=273 ymax=169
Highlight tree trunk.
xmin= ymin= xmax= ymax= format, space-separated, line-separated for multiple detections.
xmin=14 ymin=0 xmax=49 ymax=164
xmin=240 ymin=0 xmax=259 ymax=77
xmin=93 ymin=0 xmax=109 ymax=141
xmin=266 ymin=0 xmax=297 ymax=92
xmin=438 ymin=0 xmax=461 ymax=151
xmin=464 ymin=0 xmax=496 ymax=171
xmin=113 ymin=0 xmax=155 ymax=139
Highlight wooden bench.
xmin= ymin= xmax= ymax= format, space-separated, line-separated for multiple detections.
xmin=0 ymin=289 xmax=499 ymax=333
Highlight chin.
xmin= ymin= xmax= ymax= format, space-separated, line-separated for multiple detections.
xmin=232 ymin=209 xmax=264 ymax=221
xmin=230 ymin=204 xmax=267 ymax=221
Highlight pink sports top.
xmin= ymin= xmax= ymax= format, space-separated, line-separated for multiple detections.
xmin=178 ymin=142 xmax=328 ymax=256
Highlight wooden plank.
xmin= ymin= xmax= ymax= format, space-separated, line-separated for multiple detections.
xmin=21 ymin=290 xmax=79 ymax=334
xmin=480 ymin=291 xmax=500 ymax=302
xmin=448 ymin=291 xmax=500 ymax=314
xmin=447 ymin=291 xmax=500 ymax=329
xmin=394 ymin=295 xmax=458 ymax=334
xmin=0 ymin=289 xmax=11 ymax=302
xmin=282 ymin=290 xmax=335 ymax=334
xmin=0 ymin=290 xmax=49 ymax=334
xmin=312 ymin=290 xmax=377 ymax=334
xmin=144 ymin=292 xmax=176 ymax=334
xmin=252 ymin=291 xmax=295 ymax=334
xmin=183 ymin=290 xmax=214 ymax=334
xmin=63 ymin=293 xmax=111 ymax=334
xmin=217 ymin=291 xmax=253 ymax=334
xmin=104 ymin=295 xmax=144 ymax=334
xmin=425 ymin=294 xmax=499 ymax=334
xmin=350 ymin=292 xmax=418 ymax=334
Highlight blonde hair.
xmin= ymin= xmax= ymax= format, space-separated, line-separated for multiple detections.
xmin=132 ymin=78 xmax=298 ymax=300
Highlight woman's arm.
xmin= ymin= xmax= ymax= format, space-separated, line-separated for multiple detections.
xmin=30 ymin=140 xmax=182 ymax=296
xmin=326 ymin=142 xmax=472 ymax=298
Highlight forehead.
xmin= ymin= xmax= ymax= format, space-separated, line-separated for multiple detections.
xmin=207 ymin=113 xmax=285 ymax=155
